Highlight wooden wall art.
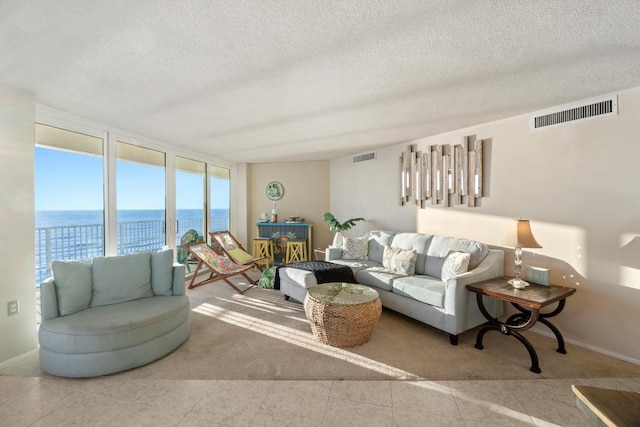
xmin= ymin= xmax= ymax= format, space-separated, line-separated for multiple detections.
xmin=400 ymin=135 xmax=487 ymax=208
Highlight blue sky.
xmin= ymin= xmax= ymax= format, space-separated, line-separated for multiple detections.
xmin=35 ymin=148 xmax=230 ymax=211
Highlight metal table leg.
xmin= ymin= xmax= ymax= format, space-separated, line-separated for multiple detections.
xmin=474 ymin=293 xmax=542 ymax=374
xmin=510 ymin=299 xmax=568 ymax=354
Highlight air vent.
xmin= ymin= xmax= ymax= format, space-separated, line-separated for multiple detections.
xmin=532 ymin=95 xmax=617 ymax=130
xmin=352 ymin=151 xmax=376 ymax=164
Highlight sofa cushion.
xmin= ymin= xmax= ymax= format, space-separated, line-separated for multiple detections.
xmin=366 ymin=231 xmax=395 ymax=264
xmin=441 ymin=251 xmax=471 ymax=282
xmin=342 ymin=236 xmax=368 ymax=260
xmin=39 ymin=295 xmax=189 ymax=354
xmin=392 ymin=275 xmax=446 ymax=308
xmin=329 ymin=258 xmax=380 ymax=276
xmin=151 ymin=249 xmax=174 ymax=296
xmin=427 ymin=235 xmax=488 ymax=269
xmin=278 ymin=266 xmax=318 ymax=289
xmin=51 ymin=259 xmax=93 ymax=316
xmin=390 ymin=233 xmax=433 ymax=275
xmin=355 ymin=266 xmax=403 ymax=292
xmin=91 ymin=252 xmax=153 ymax=307
xmin=382 ymin=246 xmax=417 ymax=275
xmin=424 ymin=255 xmax=447 ymax=278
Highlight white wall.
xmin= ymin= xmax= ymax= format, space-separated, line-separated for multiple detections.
xmin=330 ymin=86 xmax=640 ymax=363
xmin=247 ymin=162 xmax=331 ymax=252
xmin=233 ymin=162 xmax=249 ymax=247
xmin=0 ymin=84 xmax=37 ymax=363
xmin=330 ymin=148 xmax=416 ymax=237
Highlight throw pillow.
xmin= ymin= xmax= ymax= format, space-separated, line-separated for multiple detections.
xmin=91 ymin=252 xmax=153 ymax=307
xmin=382 ymin=246 xmax=418 ymax=275
xmin=228 ymin=247 xmax=255 ymax=265
xmin=342 ymin=236 xmax=368 ymax=260
xmin=258 ymin=266 xmax=276 ymax=289
xmin=441 ymin=251 xmax=471 ymax=282
xmin=51 ymin=259 xmax=93 ymax=316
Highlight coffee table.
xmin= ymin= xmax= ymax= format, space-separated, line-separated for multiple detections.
xmin=572 ymin=384 xmax=640 ymax=426
xmin=304 ymin=282 xmax=382 ymax=347
xmin=466 ymin=277 xmax=576 ymax=373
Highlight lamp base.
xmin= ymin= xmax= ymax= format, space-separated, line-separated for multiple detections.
xmin=508 ymin=278 xmax=529 ymax=289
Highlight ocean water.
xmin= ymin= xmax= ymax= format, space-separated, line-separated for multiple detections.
xmin=35 ymin=209 xmax=228 ymax=228
xmin=34 ymin=209 xmax=229 ymax=284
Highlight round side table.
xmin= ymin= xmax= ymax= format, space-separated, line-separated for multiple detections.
xmin=304 ymin=282 xmax=381 ymax=347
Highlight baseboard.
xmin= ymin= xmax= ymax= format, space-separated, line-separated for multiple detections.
xmin=529 ymin=326 xmax=640 ymax=366
xmin=0 ymin=348 xmax=38 ymax=370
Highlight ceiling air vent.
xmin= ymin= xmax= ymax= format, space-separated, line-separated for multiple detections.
xmin=531 ymin=95 xmax=617 ymax=130
xmin=352 ymin=151 xmax=376 ymax=164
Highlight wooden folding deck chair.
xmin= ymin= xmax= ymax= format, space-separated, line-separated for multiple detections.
xmin=183 ymin=243 xmax=257 ymax=294
xmin=209 ymin=230 xmax=267 ymax=271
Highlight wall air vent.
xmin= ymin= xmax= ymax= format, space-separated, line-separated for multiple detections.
xmin=531 ymin=95 xmax=617 ymax=130
xmin=352 ymin=151 xmax=376 ymax=164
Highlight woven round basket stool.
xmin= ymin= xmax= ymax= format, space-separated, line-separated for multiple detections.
xmin=304 ymin=282 xmax=382 ymax=347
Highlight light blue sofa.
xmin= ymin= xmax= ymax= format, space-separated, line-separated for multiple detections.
xmin=279 ymin=231 xmax=504 ymax=345
xmin=39 ymin=249 xmax=190 ymax=377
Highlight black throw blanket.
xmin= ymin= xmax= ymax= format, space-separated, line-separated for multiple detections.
xmin=274 ymin=260 xmax=356 ymax=290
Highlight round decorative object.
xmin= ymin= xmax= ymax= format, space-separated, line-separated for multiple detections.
xmin=304 ymin=282 xmax=382 ymax=347
xmin=274 ymin=233 xmax=293 ymax=253
xmin=266 ymin=181 xmax=284 ymax=201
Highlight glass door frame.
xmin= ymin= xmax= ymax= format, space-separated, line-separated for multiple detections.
xmin=36 ymin=105 xmax=239 ymax=261
xmin=176 ymin=156 xmax=207 ymax=246
xmin=107 ymin=133 xmax=174 ymax=255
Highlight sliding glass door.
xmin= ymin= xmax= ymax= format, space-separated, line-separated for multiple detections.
xmin=34 ymin=124 xmax=104 ymax=284
xmin=176 ymin=156 xmax=206 ymax=244
xmin=34 ymin=114 xmax=236 ymax=285
xmin=116 ymin=142 xmax=166 ymax=254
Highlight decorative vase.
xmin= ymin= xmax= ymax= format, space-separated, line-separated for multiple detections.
xmin=332 ymin=231 xmax=343 ymax=247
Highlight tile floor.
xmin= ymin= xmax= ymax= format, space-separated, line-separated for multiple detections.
xmin=1 ymin=375 xmax=638 ymax=426
xmin=8 ymin=274 xmax=638 ymax=425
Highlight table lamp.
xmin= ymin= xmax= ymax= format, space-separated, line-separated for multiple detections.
xmin=502 ymin=219 xmax=542 ymax=289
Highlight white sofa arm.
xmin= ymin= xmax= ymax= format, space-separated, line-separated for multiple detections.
xmin=40 ymin=277 xmax=60 ymax=321
xmin=450 ymin=250 xmax=505 ymax=288
xmin=443 ymin=250 xmax=504 ymax=331
xmin=172 ymin=263 xmax=186 ymax=296
xmin=326 ymin=247 xmax=343 ymax=261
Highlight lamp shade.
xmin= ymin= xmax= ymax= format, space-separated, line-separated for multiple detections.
xmin=501 ymin=219 xmax=542 ymax=249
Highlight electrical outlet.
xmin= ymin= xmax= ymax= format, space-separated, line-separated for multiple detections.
xmin=7 ymin=300 xmax=19 ymax=316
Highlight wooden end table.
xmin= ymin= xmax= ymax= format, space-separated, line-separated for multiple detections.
xmin=466 ymin=277 xmax=576 ymax=374
xmin=572 ymin=384 xmax=640 ymax=427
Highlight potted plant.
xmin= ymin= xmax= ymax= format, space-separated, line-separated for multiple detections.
xmin=322 ymin=212 xmax=365 ymax=247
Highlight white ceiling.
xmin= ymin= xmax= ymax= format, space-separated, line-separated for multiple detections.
xmin=2 ymin=1 xmax=640 ymax=163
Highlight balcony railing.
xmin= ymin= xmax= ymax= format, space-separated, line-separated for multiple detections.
xmin=35 ymin=216 xmax=228 ymax=285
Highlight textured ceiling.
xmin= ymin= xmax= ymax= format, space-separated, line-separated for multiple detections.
xmin=2 ymin=1 xmax=640 ymax=163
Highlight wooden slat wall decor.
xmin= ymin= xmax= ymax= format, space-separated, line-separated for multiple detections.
xmin=401 ymin=134 xmax=487 ymax=208
xmin=467 ymin=150 xmax=477 ymax=207
xmin=424 ymin=151 xmax=431 ymax=200
xmin=399 ymin=145 xmax=413 ymax=205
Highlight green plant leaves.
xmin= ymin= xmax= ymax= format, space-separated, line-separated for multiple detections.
xmin=322 ymin=212 xmax=365 ymax=232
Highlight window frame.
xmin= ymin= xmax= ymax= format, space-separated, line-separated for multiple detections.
xmin=35 ymin=105 xmax=236 ymax=260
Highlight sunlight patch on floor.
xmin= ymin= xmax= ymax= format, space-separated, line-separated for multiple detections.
xmin=192 ymin=302 xmax=421 ymax=380
xmin=451 ymin=388 xmax=536 ymax=425
xmin=215 ymin=294 xmax=303 ymax=314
